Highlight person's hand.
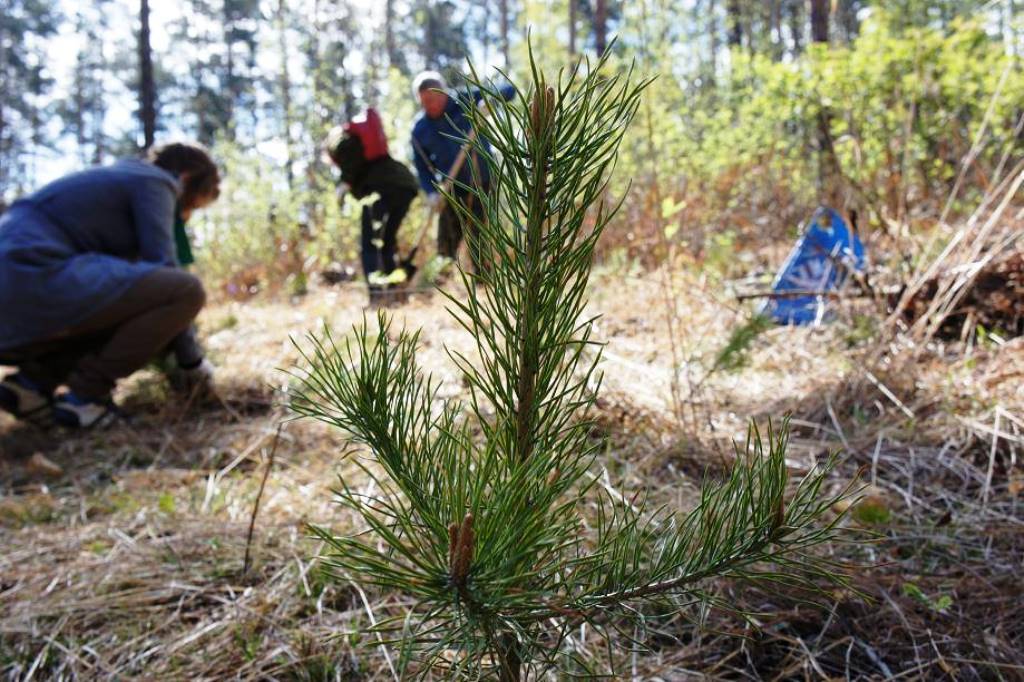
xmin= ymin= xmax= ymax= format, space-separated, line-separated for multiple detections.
xmin=169 ymin=358 xmax=216 ymax=395
xmin=426 ymin=193 xmax=443 ymax=211
xmin=335 ymin=183 xmax=350 ymax=203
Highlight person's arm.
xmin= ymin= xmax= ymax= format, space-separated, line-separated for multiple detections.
xmin=411 ymin=130 xmax=437 ymax=194
xmin=495 ymin=83 xmax=516 ymax=102
xmin=132 ymin=179 xmax=177 ymax=266
xmin=468 ymin=83 xmax=516 ymax=105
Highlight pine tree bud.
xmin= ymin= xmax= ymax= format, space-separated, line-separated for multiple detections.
xmin=448 ymin=522 xmax=459 ymax=571
xmin=530 ymin=91 xmax=542 ymax=138
xmin=770 ymin=497 xmax=786 ymax=540
xmin=455 ymin=513 xmax=475 ymax=583
xmin=546 ymin=468 xmax=560 ymax=488
xmin=529 ymin=86 xmax=556 ymax=140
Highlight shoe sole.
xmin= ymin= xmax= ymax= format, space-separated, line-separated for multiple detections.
xmin=0 ymin=384 xmax=54 ymax=428
xmin=53 ymin=406 xmax=119 ymax=430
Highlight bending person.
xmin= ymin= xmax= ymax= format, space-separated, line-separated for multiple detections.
xmin=325 ymin=109 xmax=418 ymax=307
xmin=0 ymin=142 xmax=220 ymax=428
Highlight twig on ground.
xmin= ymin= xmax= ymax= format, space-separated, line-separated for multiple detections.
xmin=243 ymin=422 xmax=283 ymax=575
xmin=864 ymin=371 xmax=915 ymax=420
xmin=346 ymin=575 xmax=399 ymax=682
xmin=982 ymin=409 xmax=1001 ymax=507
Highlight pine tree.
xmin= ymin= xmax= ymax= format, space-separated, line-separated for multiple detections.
xmin=291 ymin=48 xmax=856 ymax=679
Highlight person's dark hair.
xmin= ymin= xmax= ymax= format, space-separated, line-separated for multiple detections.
xmin=146 ymin=142 xmax=221 ymax=210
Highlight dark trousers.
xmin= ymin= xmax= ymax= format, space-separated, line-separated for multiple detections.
xmin=360 ymin=186 xmax=416 ymax=284
xmin=0 ymin=268 xmax=205 ymax=399
xmin=438 ymin=183 xmax=490 ymax=273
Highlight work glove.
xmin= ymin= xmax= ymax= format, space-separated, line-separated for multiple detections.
xmin=336 ymin=182 xmax=350 ymax=203
xmin=169 ymin=357 xmax=216 ymax=396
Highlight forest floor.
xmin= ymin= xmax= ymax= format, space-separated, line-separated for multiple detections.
xmin=1 ymin=265 xmax=1022 ymax=680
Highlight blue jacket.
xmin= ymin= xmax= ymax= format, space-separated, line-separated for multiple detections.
xmin=410 ymin=85 xmax=516 ymax=195
xmin=0 ymin=160 xmax=182 ymax=350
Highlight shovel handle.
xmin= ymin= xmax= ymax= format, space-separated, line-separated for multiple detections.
xmin=405 ymin=128 xmax=480 ymax=259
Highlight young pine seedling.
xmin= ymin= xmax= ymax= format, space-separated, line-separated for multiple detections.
xmin=291 ymin=48 xmax=857 ymax=680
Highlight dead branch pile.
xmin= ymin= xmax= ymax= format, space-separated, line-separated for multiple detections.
xmin=898 ymin=249 xmax=1024 ymax=340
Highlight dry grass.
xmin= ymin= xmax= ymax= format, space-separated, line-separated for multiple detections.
xmin=2 ymin=255 xmax=1022 ymax=679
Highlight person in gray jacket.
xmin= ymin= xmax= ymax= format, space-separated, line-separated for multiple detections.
xmin=0 ymin=142 xmax=220 ymax=428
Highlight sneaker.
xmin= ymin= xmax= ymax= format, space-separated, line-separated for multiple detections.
xmin=0 ymin=374 xmax=53 ymax=425
xmin=53 ymin=391 xmax=120 ymax=429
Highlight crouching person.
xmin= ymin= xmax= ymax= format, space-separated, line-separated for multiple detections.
xmin=325 ymin=108 xmax=419 ymax=307
xmin=0 ymin=142 xmax=220 ymax=428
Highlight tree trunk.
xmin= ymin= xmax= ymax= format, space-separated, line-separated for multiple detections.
xmin=93 ymin=40 xmax=107 ymax=164
xmin=707 ymin=0 xmax=718 ymax=87
xmin=810 ymin=0 xmax=828 ymax=43
xmin=771 ymin=0 xmax=784 ymax=58
xmin=71 ymin=13 xmax=88 ymax=161
xmin=788 ymin=0 xmax=803 ymax=54
xmin=499 ymin=0 xmax=510 ymax=68
xmin=385 ymin=0 xmax=395 ymax=66
xmin=810 ymin=0 xmax=838 ymax=204
xmin=837 ymin=0 xmax=860 ymax=42
xmin=385 ymin=0 xmax=404 ymax=71
xmin=0 ymin=18 xmax=7 ymax=196
xmin=27 ymin=47 xmax=44 ymax=186
xmin=726 ymin=0 xmax=742 ymax=47
xmin=480 ymin=0 xmax=492 ymax=62
xmin=569 ymin=0 xmax=577 ymax=56
xmin=139 ymin=0 xmax=156 ymax=150
xmin=1011 ymin=0 xmax=1021 ymax=52
xmin=223 ymin=4 xmax=236 ymax=140
xmin=594 ymin=0 xmax=608 ymax=56
xmin=277 ymin=0 xmax=294 ymax=189
xmin=365 ymin=5 xmax=381 ymax=103
xmin=309 ymin=0 xmax=324 ymax=119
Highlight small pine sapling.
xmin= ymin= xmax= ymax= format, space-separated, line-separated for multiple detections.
xmin=291 ymin=47 xmax=857 ymax=680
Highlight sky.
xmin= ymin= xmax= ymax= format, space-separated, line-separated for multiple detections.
xmin=36 ymin=0 xmax=389 ymax=186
